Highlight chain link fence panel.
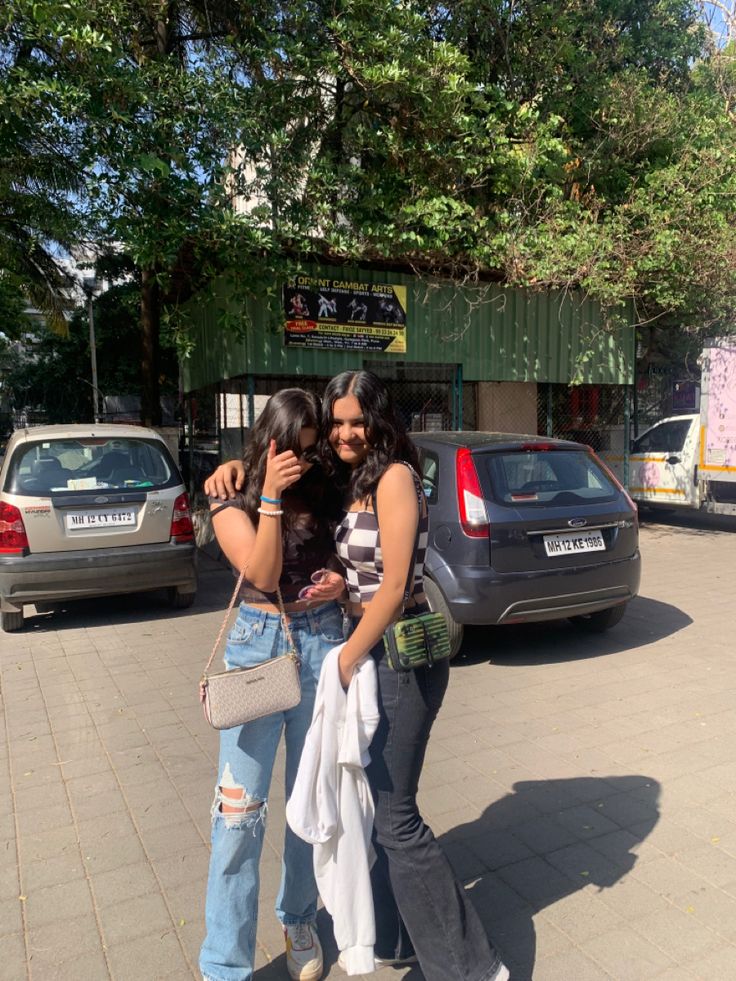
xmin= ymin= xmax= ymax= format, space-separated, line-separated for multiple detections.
xmin=537 ymin=382 xmax=632 ymax=484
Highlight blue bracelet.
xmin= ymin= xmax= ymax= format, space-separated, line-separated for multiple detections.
xmin=260 ymin=494 xmax=282 ymax=505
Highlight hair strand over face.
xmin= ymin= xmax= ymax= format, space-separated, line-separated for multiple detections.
xmin=238 ymin=388 xmax=338 ymax=530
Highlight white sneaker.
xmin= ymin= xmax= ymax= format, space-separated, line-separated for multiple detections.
xmin=490 ymin=963 xmax=510 ymax=981
xmin=284 ymin=922 xmax=323 ymax=981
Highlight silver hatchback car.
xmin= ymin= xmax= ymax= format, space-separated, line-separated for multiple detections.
xmin=0 ymin=424 xmax=197 ymax=631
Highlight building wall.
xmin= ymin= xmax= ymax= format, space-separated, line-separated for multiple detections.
xmin=477 ymin=382 xmax=538 ymax=435
xmin=181 ymin=265 xmax=635 ymax=392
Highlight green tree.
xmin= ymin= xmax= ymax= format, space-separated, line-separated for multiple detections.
xmin=0 ymin=43 xmax=78 ymax=334
xmin=2 ymin=281 xmax=178 ymax=424
xmin=0 ymin=275 xmax=31 ymax=341
xmin=2 ymin=0 xmax=735 ymax=400
xmin=3 ymin=0 xmax=490 ymax=420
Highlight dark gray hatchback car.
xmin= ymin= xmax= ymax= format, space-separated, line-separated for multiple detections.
xmin=413 ymin=432 xmax=641 ymax=656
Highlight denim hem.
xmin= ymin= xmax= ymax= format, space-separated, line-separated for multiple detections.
xmin=479 ymin=957 xmax=507 ymax=981
xmin=279 ymin=915 xmax=317 ymax=926
xmin=201 ymin=968 xmax=250 ymax=981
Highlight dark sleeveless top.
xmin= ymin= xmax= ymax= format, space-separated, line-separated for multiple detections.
xmin=211 ymin=495 xmax=335 ymax=604
xmin=334 ymin=463 xmax=428 ymax=606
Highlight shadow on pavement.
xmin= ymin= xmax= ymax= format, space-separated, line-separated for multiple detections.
xmin=258 ymin=777 xmax=660 ymax=981
xmin=17 ymin=550 xmax=234 ymax=633
xmin=411 ymin=775 xmax=659 ymax=981
xmin=639 ymin=510 xmax=736 ymax=535
xmin=454 ymin=594 xmax=692 ymax=668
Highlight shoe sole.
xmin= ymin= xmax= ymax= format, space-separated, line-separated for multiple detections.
xmin=287 ymin=962 xmax=323 ymax=981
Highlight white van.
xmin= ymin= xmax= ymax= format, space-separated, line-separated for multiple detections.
xmin=629 ymin=339 xmax=736 ymax=516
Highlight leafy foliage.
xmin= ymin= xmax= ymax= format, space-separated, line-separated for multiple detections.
xmin=1 ymin=0 xmax=735 ymax=419
xmin=2 ymin=281 xmax=178 ymax=424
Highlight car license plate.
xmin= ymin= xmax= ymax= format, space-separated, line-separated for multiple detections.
xmin=65 ymin=509 xmax=135 ymax=530
xmin=543 ymin=530 xmax=605 ymax=556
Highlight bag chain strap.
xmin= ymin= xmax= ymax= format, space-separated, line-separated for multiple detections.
xmin=199 ymin=570 xmax=299 ymax=702
xmin=200 ymin=568 xmax=247 ymax=698
xmin=275 ymin=584 xmax=299 ymax=660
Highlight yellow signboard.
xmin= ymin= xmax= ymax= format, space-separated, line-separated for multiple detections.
xmin=284 ymin=278 xmax=407 ymax=353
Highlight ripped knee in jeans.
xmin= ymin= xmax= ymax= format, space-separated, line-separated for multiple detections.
xmin=211 ymin=762 xmax=267 ymax=830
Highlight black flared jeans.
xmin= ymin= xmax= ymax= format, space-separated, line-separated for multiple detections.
xmin=365 ymin=642 xmax=504 ymax=981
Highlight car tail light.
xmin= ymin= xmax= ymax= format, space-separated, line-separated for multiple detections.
xmin=590 ymin=451 xmax=639 ymax=518
xmin=170 ymin=492 xmax=194 ymax=543
xmin=520 ymin=442 xmax=557 ymax=452
xmin=455 ymin=448 xmax=489 ymax=538
xmin=0 ymin=502 xmax=29 ymax=554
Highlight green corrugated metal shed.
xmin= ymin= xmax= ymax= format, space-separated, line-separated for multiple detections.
xmin=182 ymin=264 xmax=634 ymax=391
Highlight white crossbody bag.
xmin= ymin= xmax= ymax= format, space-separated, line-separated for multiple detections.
xmin=198 ymin=569 xmax=301 ymax=730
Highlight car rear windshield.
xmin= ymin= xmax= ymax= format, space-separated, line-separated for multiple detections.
xmin=483 ymin=449 xmax=618 ymax=506
xmin=4 ymin=437 xmax=180 ymax=496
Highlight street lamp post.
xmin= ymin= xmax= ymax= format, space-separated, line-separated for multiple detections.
xmin=84 ymin=277 xmax=101 ymax=423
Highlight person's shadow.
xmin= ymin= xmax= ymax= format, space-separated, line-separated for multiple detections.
xmin=259 ymin=775 xmax=660 ymax=980
xmin=403 ymin=774 xmax=660 ymax=980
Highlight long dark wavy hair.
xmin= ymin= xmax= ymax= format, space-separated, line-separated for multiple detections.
xmin=240 ymin=388 xmax=339 ymax=531
xmin=321 ymin=370 xmax=419 ymax=503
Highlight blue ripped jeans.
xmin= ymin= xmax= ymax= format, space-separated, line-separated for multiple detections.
xmin=200 ymin=601 xmax=345 ymax=981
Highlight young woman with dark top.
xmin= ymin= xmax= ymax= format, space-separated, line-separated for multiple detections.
xmin=208 ymin=372 xmax=508 ymax=981
xmin=200 ymin=388 xmax=346 ymax=981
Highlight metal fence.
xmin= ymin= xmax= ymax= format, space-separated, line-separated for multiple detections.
xmin=183 ymin=373 xmax=636 ymax=493
xmin=368 ymin=362 xmax=475 ymax=432
xmin=634 ymin=364 xmax=702 ymax=435
xmin=537 ymin=382 xmax=632 ymax=483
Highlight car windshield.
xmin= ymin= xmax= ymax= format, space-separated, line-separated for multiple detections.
xmin=632 ymin=419 xmax=692 ymax=454
xmin=483 ymin=449 xmax=618 ymax=506
xmin=5 ymin=437 xmax=178 ymax=495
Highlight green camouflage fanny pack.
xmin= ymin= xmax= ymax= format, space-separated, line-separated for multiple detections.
xmin=383 ymin=610 xmax=451 ymax=671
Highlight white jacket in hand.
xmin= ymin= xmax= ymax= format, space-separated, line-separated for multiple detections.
xmin=286 ymin=645 xmax=379 ymax=976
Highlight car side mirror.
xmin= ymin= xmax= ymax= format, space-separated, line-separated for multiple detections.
xmin=666 ymin=455 xmax=680 ymax=465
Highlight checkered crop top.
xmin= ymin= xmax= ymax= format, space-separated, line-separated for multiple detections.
xmin=335 ymin=463 xmax=428 ymax=605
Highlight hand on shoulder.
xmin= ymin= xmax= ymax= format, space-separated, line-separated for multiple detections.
xmin=204 ymin=459 xmax=245 ymax=499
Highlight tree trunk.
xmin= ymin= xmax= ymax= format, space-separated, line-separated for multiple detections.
xmin=140 ymin=267 xmax=162 ymax=426
xmin=138 ymin=6 xmax=175 ymax=430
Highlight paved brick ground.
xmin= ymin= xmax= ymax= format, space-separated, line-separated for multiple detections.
xmin=1 ymin=515 xmax=736 ymax=980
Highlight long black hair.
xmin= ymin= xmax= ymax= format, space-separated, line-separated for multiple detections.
xmin=240 ymin=388 xmax=338 ymax=530
xmin=321 ymin=370 xmax=419 ymax=503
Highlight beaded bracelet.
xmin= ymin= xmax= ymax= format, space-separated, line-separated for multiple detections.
xmin=257 ymin=507 xmax=283 ymax=517
xmin=260 ymin=494 xmax=282 ymax=505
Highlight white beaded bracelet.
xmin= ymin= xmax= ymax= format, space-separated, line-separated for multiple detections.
xmin=257 ymin=507 xmax=283 ymax=517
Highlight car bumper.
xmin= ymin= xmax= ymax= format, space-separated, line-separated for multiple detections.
xmin=0 ymin=541 xmax=197 ymax=611
xmin=428 ymin=550 xmax=641 ymax=626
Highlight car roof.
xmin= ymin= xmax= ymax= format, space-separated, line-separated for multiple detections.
xmin=410 ymin=430 xmax=587 ymax=452
xmin=5 ymin=424 xmax=166 ymax=449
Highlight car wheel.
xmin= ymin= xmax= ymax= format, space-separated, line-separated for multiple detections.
xmin=1 ymin=609 xmax=24 ymax=632
xmin=572 ymin=603 xmax=627 ymax=632
xmin=168 ymin=587 xmax=196 ymax=610
xmin=423 ymin=578 xmax=464 ymax=659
